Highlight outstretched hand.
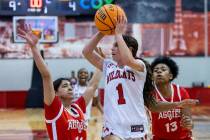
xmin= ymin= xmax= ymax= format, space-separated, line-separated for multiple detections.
xmin=180 ymin=115 xmax=193 ymax=130
xmin=178 ymin=99 xmax=199 ymax=108
xmin=17 ymin=24 xmax=39 ymax=47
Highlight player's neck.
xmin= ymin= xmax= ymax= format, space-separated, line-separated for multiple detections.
xmin=156 ymin=83 xmax=172 ymax=98
xmin=79 ymin=81 xmax=87 ymax=86
xmin=63 ymin=103 xmax=70 ymax=108
xmin=62 ymin=99 xmax=72 ymax=108
xmin=117 ymin=60 xmax=124 ymax=67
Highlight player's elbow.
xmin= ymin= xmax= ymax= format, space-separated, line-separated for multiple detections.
xmin=148 ymin=102 xmax=162 ymax=112
xmin=41 ymin=70 xmax=51 ymax=79
xmin=147 ymin=104 xmax=157 ymax=112
xmin=82 ymin=48 xmax=88 ymax=57
xmin=148 ymin=106 xmax=160 ymax=112
xmin=82 ymin=45 xmax=91 ymax=58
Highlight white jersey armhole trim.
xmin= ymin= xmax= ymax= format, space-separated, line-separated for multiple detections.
xmin=45 ymin=104 xmax=64 ymax=123
xmin=177 ymin=85 xmax=182 ymax=101
xmin=171 ymin=84 xmax=174 ymax=102
xmin=135 ymin=59 xmax=146 ymax=73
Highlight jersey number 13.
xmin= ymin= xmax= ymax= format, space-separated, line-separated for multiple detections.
xmin=165 ymin=121 xmax=178 ymax=133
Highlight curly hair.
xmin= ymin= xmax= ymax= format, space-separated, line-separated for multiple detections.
xmin=151 ymin=56 xmax=179 ymax=81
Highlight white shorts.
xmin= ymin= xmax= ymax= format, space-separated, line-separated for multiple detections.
xmin=102 ymin=121 xmax=147 ymax=140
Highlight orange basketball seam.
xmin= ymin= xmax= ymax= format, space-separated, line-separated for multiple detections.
xmin=99 ymin=29 xmax=114 ymax=31
xmin=103 ymin=6 xmax=115 ymax=29
xmin=95 ymin=15 xmax=113 ymax=30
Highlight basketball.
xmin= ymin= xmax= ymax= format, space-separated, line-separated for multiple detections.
xmin=94 ymin=4 xmax=126 ymax=35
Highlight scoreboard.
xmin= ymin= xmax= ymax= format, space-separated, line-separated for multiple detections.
xmin=0 ymin=0 xmax=115 ymax=16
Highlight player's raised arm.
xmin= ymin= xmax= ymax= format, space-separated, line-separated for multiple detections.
xmin=114 ymin=16 xmax=145 ymax=72
xmin=82 ymin=68 xmax=102 ymax=106
xmin=82 ymin=47 xmax=104 ymax=106
xmin=17 ymin=24 xmax=55 ymax=105
xmin=82 ymin=32 xmax=105 ymax=71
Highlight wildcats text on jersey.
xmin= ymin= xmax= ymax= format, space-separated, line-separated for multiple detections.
xmin=107 ymin=70 xmax=136 ymax=84
xmin=158 ymin=108 xmax=181 ymax=120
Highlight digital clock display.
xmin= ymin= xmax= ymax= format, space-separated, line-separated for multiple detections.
xmin=0 ymin=0 xmax=115 ymax=16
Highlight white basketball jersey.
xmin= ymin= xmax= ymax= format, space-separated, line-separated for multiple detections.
xmin=73 ymin=84 xmax=93 ymax=122
xmin=103 ymin=59 xmax=148 ymax=138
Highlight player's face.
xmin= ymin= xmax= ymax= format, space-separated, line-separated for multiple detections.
xmin=112 ymin=42 xmax=121 ymax=62
xmin=78 ymin=69 xmax=89 ymax=84
xmin=56 ymin=80 xmax=74 ymax=100
xmin=153 ymin=63 xmax=173 ymax=85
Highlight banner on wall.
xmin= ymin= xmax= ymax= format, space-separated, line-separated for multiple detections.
xmin=0 ymin=21 xmax=209 ymax=58
xmin=116 ymin=0 xmax=175 ymax=23
xmin=0 ymin=0 xmax=209 ymax=58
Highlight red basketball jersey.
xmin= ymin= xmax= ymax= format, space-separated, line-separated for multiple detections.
xmin=151 ymin=84 xmax=192 ymax=140
xmin=44 ymin=96 xmax=87 ymax=140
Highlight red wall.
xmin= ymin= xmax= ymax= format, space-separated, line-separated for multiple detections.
xmin=186 ymin=87 xmax=210 ymax=105
xmin=0 ymin=91 xmax=27 ymax=108
xmin=0 ymin=88 xmax=209 ymax=108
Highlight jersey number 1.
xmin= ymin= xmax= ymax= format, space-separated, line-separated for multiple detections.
xmin=116 ymin=83 xmax=126 ymax=105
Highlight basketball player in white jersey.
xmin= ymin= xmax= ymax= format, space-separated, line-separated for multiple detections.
xmin=83 ymin=15 xmax=198 ymax=140
xmin=73 ymin=68 xmax=92 ymax=121
xmin=73 ymin=67 xmax=103 ymax=122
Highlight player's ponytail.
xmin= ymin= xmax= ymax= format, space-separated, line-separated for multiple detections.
xmin=136 ymin=58 xmax=156 ymax=108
